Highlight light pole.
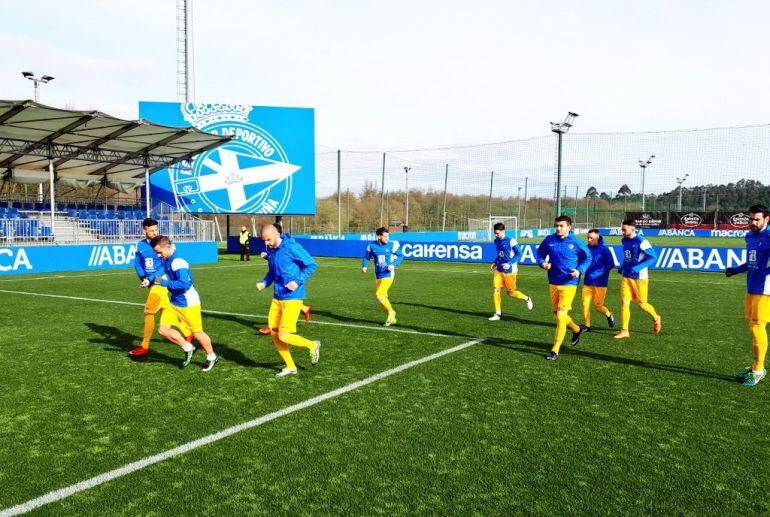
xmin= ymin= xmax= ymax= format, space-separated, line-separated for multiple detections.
xmin=550 ymin=111 xmax=579 ymax=216
xmin=676 ymin=174 xmax=689 ymax=211
xmin=22 ymin=71 xmax=55 ymax=102
xmin=517 ymin=186 xmax=523 ymax=223
xmin=404 ymin=167 xmax=411 ymax=231
xmin=638 ymin=154 xmax=655 ymax=212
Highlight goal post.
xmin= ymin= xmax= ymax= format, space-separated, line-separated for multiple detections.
xmin=468 ymin=216 xmax=518 ymax=241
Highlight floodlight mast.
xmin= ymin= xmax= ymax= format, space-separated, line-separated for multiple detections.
xmin=21 ymin=71 xmax=55 ymax=102
xmin=676 ymin=174 xmax=689 ymax=211
xmin=638 ymin=154 xmax=655 ymax=211
xmin=404 ymin=167 xmax=411 ymax=231
xmin=550 ymin=112 xmax=578 ymax=216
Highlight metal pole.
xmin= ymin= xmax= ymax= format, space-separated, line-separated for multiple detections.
xmin=379 ymin=152 xmax=386 ymax=227
xmin=517 ymin=187 xmax=522 ymax=224
xmin=488 ymin=171 xmax=494 ymax=219
xmin=337 ymin=149 xmax=341 ymax=236
xmin=575 ymin=185 xmax=579 ymax=217
xmin=555 ymin=132 xmax=563 ymax=215
xmin=404 ymin=167 xmax=410 ymax=230
xmin=523 ymin=177 xmax=528 ymax=228
xmin=441 ymin=164 xmax=448 ymax=231
xmin=48 ymin=155 xmax=55 ymax=239
xmin=144 ymin=158 xmax=151 ymax=218
xmin=678 ymin=185 xmax=683 ymax=211
xmin=702 ymin=190 xmax=706 ymax=211
xmin=641 ymin=164 xmax=646 ymax=212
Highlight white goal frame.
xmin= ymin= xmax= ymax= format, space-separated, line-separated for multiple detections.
xmin=468 ymin=216 xmax=519 ymax=241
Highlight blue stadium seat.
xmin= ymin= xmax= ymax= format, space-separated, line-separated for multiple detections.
xmin=12 ymin=202 xmax=22 ymax=209
xmin=68 ymin=209 xmax=78 ymax=218
xmin=22 ymin=202 xmax=33 ymax=210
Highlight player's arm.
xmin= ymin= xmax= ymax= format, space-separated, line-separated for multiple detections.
xmin=575 ymin=239 xmax=591 ymax=275
xmin=160 ymin=263 xmax=192 ymax=291
xmin=536 ymin=239 xmax=550 ymax=268
xmin=510 ymin=239 xmax=523 ymax=264
xmin=133 ymin=249 xmax=147 ymax=281
xmin=260 ymin=266 xmax=275 ymax=288
xmin=362 ymin=245 xmax=372 ymax=271
xmin=391 ymin=242 xmax=404 ymax=269
xmin=600 ymin=246 xmax=617 ymax=273
xmin=726 ymin=261 xmax=749 ymax=276
xmin=292 ymin=246 xmax=318 ymax=286
xmin=631 ymin=240 xmax=658 ymax=273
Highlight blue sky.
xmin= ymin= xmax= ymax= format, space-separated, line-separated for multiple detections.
xmin=1 ymin=0 xmax=768 ymax=151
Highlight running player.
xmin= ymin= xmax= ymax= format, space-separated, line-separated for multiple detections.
xmin=362 ymin=227 xmax=403 ymax=326
xmin=581 ymin=229 xmax=616 ymax=332
xmin=488 ymin=222 xmax=533 ymax=321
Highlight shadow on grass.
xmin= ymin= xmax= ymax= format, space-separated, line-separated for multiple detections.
xmin=484 ymin=336 xmax=736 ymax=382
xmin=309 ymin=308 xmax=473 ymax=338
xmin=85 ymin=322 xmax=181 ymax=367
xmin=398 ymin=301 xmax=554 ymax=329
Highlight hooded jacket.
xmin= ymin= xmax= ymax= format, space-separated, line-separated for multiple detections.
xmin=261 ymin=234 xmax=317 ymax=300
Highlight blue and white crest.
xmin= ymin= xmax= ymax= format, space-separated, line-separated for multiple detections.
xmin=139 ymin=101 xmax=316 ymax=215
xmin=171 ymin=104 xmax=299 ymax=214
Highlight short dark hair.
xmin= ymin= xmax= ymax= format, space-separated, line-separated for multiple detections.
xmin=376 ymin=227 xmax=388 ymax=236
xmin=588 ymin=228 xmax=600 ymax=235
xmin=274 ymin=223 xmax=283 ymax=234
xmin=493 ymin=222 xmax=505 ymax=231
xmin=150 ymin=235 xmax=171 ymax=248
xmin=554 ymin=215 xmax=572 ymax=225
xmin=749 ymin=204 xmax=769 ymax=217
xmin=621 ymin=219 xmax=636 ymax=227
xmin=142 ymin=217 xmax=158 ymax=228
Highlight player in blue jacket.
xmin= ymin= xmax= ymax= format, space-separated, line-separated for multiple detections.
xmin=129 ymin=218 xmax=191 ymax=357
xmin=581 ymin=229 xmax=616 ymax=331
xmin=257 ymin=224 xmax=320 ymax=378
xmin=615 ymin=219 xmax=662 ymax=339
xmin=488 ymin=222 xmax=533 ymax=321
xmin=536 ymin=215 xmax=591 ymax=360
xmin=362 ymin=227 xmax=404 ymax=326
xmin=726 ymin=204 xmax=770 ymax=387
xmin=148 ymin=236 xmax=217 ymax=371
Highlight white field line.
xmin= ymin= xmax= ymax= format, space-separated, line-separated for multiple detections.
xmin=0 ymin=338 xmax=483 ymax=517
xmin=0 ymin=289 xmax=469 ymax=340
xmin=0 ymin=263 xmax=254 ymax=283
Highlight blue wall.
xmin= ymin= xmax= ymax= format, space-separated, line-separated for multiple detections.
xmin=0 ymin=241 xmax=218 ymax=276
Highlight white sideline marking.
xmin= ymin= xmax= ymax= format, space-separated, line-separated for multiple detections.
xmin=0 ymin=263 xmax=254 ymax=283
xmin=0 ymin=338 xmax=483 ymax=516
xmin=0 ymin=289 xmax=468 ymax=340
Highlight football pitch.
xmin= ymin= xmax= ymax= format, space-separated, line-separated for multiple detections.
xmin=1 ymin=254 xmax=768 ymax=515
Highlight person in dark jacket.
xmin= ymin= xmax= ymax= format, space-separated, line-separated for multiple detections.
xmin=239 ymin=226 xmax=251 ymax=261
xmin=580 ymin=229 xmax=616 ymax=332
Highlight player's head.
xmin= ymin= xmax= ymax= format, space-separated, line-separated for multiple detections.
xmin=241 ymin=226 xmax=247 ymax=232
xmin=587 ymin=228 xmax=601 ymax=246
xmin=150 ymin=235 xmax=174 ymax=259
xmin=142 ymin=218 xmax=159 ymax=239
xmin=620 ymin=219 xmax=636 ymax=238
xmin=376 ymin=226 xmax=389 ymax=244
xmin=493 ymin=222 xmax=506 ymax=239
xmin=261 ymin=224 xmax=282 ymax=249
xmin=553 ymin=215 xmax=572 ymax=237
xmin=748 ymin=204 xmax=769 ymax=233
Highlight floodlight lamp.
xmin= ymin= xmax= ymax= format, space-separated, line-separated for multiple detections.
xmin=41 ymin=75 xmax=54 ymax=82
xmin=22 ymin=71 xmax=33 ymax=78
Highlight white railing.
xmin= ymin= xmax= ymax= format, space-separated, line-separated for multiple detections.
xmin=0 ymin=217 xmax=215 ymax=246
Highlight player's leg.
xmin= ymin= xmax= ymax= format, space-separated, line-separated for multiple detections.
xmin=277 ymin=301 xmax=321 ymax=368
xmin=615 ymin=278 xmax=632 ymax=339
xmin=183 ymin=306 xmax=217 ymax=371
xmin=491 ymin=272 xmax=503 ymax=319
xmin=582 ymin=286 xmax=594 ymax=329
xmin=376 ymin=277 xmax=397 ymax=325
xmin=593 ymin=286 xmax=614 ymax=328
xmin=741 ymin=295 xmax=769 ymax=386
xmin=549 ymin=286 xmax=579 ymax=358
xmin=301 ymin=304 xmax=312 ymax=322
xmin=269 ymin=299 xmax=297 ymax=375
xmin=504 ymin=273 xmax=532 ymax=310
xmin=635 ymin=279 xmax=661 ymax=333
xmin=131 ymin=285 xmax=166 ymax=355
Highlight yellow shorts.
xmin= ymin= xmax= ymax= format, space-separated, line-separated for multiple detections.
xmin=160 ymin=304 xmax=203 ymax=334
xmin=375 ymin=276 xmax=394 ymax=297
xmin=493 ymin=271 xmax=518 ymax=291
xmin=144 ymin=284 xmax=170 ymax=314
xmin=550 ymin=284 xmax=577 ymax=312
xmin=583 ymin=285 xmax=608 ymax=306
xmin=745 ymin=294 xmax=770 ymax=323
xmin=268 ymin=298 xmax=305 ymax=334
xmin=621 ymin=277 xmax=649 ymax=304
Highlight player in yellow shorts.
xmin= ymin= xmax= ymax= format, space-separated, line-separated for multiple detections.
xmin=488 ymin=222 xmax=532 ymax=321
xmin=614 ymin=219 xmax=661 ymax=339
xmin=129 ymin=217 xmax=192 ymax=357
xmin=725 ymin=204 xmax=770 ymax=387
xmin=580 ymin=230 xmax=616 ymax=331
xmin=257 ymin=224 xmax=321 ymax=378
xmin=362 ymin=227 xmax=403 ymax=326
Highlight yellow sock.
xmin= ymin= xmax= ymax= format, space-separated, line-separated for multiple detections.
xmin=141 ymin=313 xmax=155 ymax=349
xmin=510 ymin=291 xmax=528 ymax=300
xmin=750 ymin=322 xmax=768 ymax=372
xmin=582 ymin=294 xmax=593 ymax=327
xmin=566 ymin=315 xmax=580 ymax=333
xmin=379 ymin=296 xmax=393 ymax=313
xmin=621 ymin=303 xmax=631 ymax=331
xmin=271 ymin=334 xmax=296 ymax=370
xmin=493 ymin=290 xmax=502 ymax=313
xmin=597 ymin=305 xmax=612 ymax=318
xmin=281 ymin=332 xmax=316 ymax=350
xmin=553 ymin=311 xmax=569 ymax=354
xmin=639 ymin=303 xmax=660 ymax=321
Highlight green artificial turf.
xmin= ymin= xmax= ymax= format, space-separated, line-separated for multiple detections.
xmin=0 ymin=254 xmax=767 ymax=515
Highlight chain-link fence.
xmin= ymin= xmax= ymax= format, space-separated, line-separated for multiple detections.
xmin=285 ymin=124 xmax=770 ymax=235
